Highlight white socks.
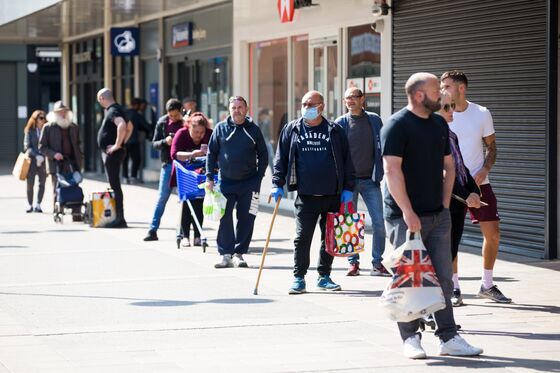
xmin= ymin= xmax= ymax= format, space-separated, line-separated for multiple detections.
xmin=452 ymin=273 xmax=460 ymax=289
xmin=482 ymin=269 xmax=493 ymax=289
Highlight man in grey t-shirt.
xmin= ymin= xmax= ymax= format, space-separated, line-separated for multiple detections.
xmin=335 ymin=87 xmax=388 ymax=277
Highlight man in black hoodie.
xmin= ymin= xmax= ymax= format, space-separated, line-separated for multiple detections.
xmin=143 ymin=99 xmax=184 ymax=241
xmin=206 ymin=96 xmax=268 ymax=269
xmin=272 ymin=90 xmax=355 ymax=294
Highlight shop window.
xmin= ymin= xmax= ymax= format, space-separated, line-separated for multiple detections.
xmin=292 ymin=35 xmax=309 ymax=120
xmin=347 ymin=24 xmax=381 ymax=114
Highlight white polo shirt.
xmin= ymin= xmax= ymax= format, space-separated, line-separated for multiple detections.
xmin=449 ymin=101 xmax=495 ymax=185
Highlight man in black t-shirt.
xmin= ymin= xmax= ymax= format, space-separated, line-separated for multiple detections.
xmin=97 ymin=88 xmax=132 ymax=228
xmin=381 ymin=73 xmax=482 ymax=359
xmin=272 ymin=90 xmax=355 ymax=295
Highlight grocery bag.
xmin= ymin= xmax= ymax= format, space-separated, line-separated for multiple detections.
xmin=203 ymin=187 xmax=226 ymax=221
xmin=379 ymin=231 xmax=446 ymax=322
xmin=90 ymin=190 xmax=116 ymax=228
xmin=325 ymin=202 xmax=365 ymax=257
xmin=12 ymin=153 xmax=31 ymax=181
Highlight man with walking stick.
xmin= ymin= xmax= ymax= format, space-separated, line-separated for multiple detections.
xmin=271 ymin=90 xmax=355 ymax=295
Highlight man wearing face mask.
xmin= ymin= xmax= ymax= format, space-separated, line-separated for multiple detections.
xmin=272 ymin=90 xmax=355 ymax=295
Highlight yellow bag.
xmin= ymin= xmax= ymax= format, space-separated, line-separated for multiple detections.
xmin=12 ymin=153 xmax=31 ymax=181
xmin=90 ymin=190 xmax=116 ymax=228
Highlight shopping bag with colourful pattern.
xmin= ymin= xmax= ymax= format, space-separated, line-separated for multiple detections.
xmin=325 ymin=202 xmax=365 ymax=257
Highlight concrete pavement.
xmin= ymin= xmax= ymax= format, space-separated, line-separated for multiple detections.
xmin=0 ymin=171 xmax=559 ymax=372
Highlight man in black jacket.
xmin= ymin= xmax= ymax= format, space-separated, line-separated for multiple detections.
xmin=206 ymin=96 xmax=268 ymax=268
xmin=143 ymin=99 xmax=184 ymax=241
xmin=271 ymin=90 xmax=355 ymax=294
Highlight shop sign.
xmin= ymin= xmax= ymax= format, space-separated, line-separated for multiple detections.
xmin=74 ymin=51 xmax=93 ymax=63
xmin=110 ymin=27 xmax=140 ymax=56
xmin=278 ymin=0 xmax=295 ymax=23
xmin=346 ymin=78 xmax=364 ymax=92
xmin=365 ymin=76 xmax=381 ymax=93
xmin=172 ymin=22 xmax=193 ymax=48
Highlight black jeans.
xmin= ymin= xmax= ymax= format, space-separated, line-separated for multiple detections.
xmin=181 ymin=198 xmax=204 ymax=239
xmin=293 ymin=194 xmax=340 ymax=278
xmin=450 ymin=202 xmax=467 ymax=261
xmin=102 ymin=148 xmax=126 ymax=220
xmin=123 ymin=142 xmax=141 ymax=179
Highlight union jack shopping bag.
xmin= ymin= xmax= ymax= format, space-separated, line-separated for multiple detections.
xmin=325 ymin=202 xmax=365 ymax=257
xmin=379 ymin=231 xmax=446 ymax=322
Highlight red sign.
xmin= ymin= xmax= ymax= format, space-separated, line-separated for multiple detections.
xmin=277 ymin=0 xmax=295 ymax=23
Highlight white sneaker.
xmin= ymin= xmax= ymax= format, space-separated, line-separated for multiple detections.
xmin=439 ymin=335 xmax=483 ymax=356
xmin=232 ymin=253 xmax=248 ymax=268
xmin=403 ymin=335 xmax=426 ymax=359
xmin=214 ymin=254 xmax=233 ymax=268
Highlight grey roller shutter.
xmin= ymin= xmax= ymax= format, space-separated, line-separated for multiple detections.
xmin=0 ymin=63 xmax=17 ymax=162
xmin=392 ymin=0 xmax=547 ymax=258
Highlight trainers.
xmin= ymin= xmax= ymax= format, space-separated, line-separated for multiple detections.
xmin=439 ymin=335 xmax=483 ymax=356
xmin=452 ymin=288 xmax=464 ymax=307
xmin=403 ymin=335 xmax=426 ymax=359
xmin=232 ymin=253 xmax=248 ymax=268
xmin=477 ymin=285 xmax=512 ymax=303
xmin=316 ymin=275 xmax=341 ymax=291
xmin=181 ymin=238 xmax=191 ymax=247
xmin=193 ymin=237 xmax=202 ymax=246
xmin=215 ymin=254 xmax=233 ymax=268
xmin=26 ymin=205 xmax=33 ymax=213
xmin=289 ymin=277 xmax=306 ymax=295
xmin=143 ymin=230 xmax=158 ymax=241
xmin=346 ymin=263 xmax=360 ymax=276
xmin=34 ymin=205 xmax=43 ymax=213
xmin=371 ymin=263 xmax=392 ymax=277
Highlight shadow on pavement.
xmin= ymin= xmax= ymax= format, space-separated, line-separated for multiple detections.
xmin=0 ymin=291 xmax=273 ymax=308
xmin=1 ymin=229 xmax=88 ymax=234
xmin=460 ymin=329 xmax=560 ymax=341
xmin=458 ymin=276 xmax=519 ymax=282
xmin=427 ymin=355 xmax=560 ymax=372
xmin=468 ymin=302 xmax=560 ymax=315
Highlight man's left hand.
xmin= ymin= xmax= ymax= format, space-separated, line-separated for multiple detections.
xmin=474 ymin=167 xmax=489 ymax=185
xmin=340 ymin=190 xmax=353 ymax=203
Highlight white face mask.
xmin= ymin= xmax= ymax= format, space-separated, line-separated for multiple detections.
xmin=302 ymin=106 xmax=320 ymax=121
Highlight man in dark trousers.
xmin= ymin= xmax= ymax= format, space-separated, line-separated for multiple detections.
xmin=143 ymin=99 xmax=185 ymax=241
xmin=271 ymin=90 xmax=355 ymax=295
xmin=123 ymin=97 xmax=151 ymax=184
xmin=381 ymin=72 xmax=482 ymax=359
xmin=206 ymin=96 xmax=268 ymax=269
xmin=97 ymin=88 xmax=131 ymax=228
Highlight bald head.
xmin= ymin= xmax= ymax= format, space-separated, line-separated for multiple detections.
xmin=97 ymin=88 xmax=115 ymax=108
xmin=405 ymin=72 xmax=439 ymax=98
xmin=302 ymin=90 xmax=324 ymax=104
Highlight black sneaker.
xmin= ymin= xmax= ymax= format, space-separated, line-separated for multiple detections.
xmin=477 ymin=285 xmax=512 ymax=303
xmin=34 ymin=206 xmax=43 ymax=213
xmin=143 ymin=230 xmax=158 ymax=241
xmin=451 ymin=288 xmax=464 ymax=307
xmin=26 ymin=206 xmax=33 ymax=213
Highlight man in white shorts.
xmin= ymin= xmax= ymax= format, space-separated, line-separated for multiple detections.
xmin=441 ymin=71 xmax=511 ymax=305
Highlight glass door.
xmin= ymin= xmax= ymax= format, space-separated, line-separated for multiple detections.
xmin=310 ymin=38 xmax=340 ymax=121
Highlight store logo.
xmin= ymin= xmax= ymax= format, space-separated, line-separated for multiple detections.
xmin=110 ymin=27 xmax=139 ymax=56
xmin=277 ymin=0 xmax=295 ymax=23
xmin=172 ymin=22 xmax=193 ymax=48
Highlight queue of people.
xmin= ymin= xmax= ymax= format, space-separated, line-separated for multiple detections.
xmin=21 ymin=70 xmax=510 ymax=360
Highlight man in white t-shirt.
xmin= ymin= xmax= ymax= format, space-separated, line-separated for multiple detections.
xmin=441 ymin=70 xmax=511 ymax=304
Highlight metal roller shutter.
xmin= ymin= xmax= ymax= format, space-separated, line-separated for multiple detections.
xmin=0 ymin=63 xmax=17 ymax=162
xmin=392 ymin=0 xmax=548 ymax=258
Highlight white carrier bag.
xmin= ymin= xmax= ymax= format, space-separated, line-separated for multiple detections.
xmin=379 ymin=231 xmax=446 ymax=322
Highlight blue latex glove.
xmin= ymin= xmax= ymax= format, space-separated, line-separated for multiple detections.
xmin=340 ymin=190 xmax=353 ymax=203
xmin=271 ymin=187 xmax=284 ymax=202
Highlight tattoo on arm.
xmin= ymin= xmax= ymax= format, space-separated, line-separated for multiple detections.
xmin=483 ymin=140 xmax=497 ymax=170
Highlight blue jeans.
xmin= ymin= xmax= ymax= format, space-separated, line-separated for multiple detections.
xmin=149 ymin=163 xmax=173 ymax=232
xmin=385 ymin=209 xmax=458 ymax=342
xmin=348 ymin=179 xmax=386 ymax=266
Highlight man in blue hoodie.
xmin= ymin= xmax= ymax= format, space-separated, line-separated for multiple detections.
xmin=272 ymin=90 xmax=355 ymax=294
xmin=335 ymin=87 xmax=389 ymax=277
xmin=206 ymin=96 xmax=268 ymax=269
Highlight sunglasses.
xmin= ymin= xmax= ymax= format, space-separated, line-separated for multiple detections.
xmin=229 ymin=96 xmax=247 ymax=105
xmin=443 ymin=103 xmax=456 ymax=112
xmin=37 ymin=116 xmax=46 ymax=120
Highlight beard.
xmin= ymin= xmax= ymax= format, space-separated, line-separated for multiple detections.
xmin=422 ymin=96 xmax=441 ymax=113
xmin=47 ymin=111 xmax=74 ymax=129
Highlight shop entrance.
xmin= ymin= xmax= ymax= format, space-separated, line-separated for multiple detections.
xmin=309 ymin=37 xmax=340 ymax=121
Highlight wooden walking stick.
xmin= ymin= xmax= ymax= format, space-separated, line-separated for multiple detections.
xmin=253 ymin=195 xmax=282 ymax=295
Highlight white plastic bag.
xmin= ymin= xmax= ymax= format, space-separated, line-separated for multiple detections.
xmin=379 ymin=231 xmax=446 ymax=322
xmin=203 ymin=187 xmax=226 ymax=221
xmin=382 ymin=240 xmax=406 ymax=275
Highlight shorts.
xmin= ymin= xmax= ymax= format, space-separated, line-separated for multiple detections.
xmin=468 ymin=183 xmax=500 ymax=224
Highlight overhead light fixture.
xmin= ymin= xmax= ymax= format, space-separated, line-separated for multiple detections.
xmin=372 ymin=0 xmax=391 ymax=17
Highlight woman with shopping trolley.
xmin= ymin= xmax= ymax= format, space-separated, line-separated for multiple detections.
xmin=170 ymin=112 xmax=213 ymax=247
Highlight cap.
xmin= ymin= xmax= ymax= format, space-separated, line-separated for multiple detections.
xmin=53 ymin=101 xmax=69 ymax=112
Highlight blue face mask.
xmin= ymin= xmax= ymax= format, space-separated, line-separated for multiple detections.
xmin=302 ymin=106 xmax=320 ymax=121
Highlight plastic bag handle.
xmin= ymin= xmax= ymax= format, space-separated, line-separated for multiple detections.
xmin=338 ymin=202 xmax=356 ymax=214
xmin=408 ymin=230 xmax=422 ymax=241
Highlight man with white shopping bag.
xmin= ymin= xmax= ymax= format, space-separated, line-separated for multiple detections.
xmin=381 ymin=73 xmax=483 ymax=359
